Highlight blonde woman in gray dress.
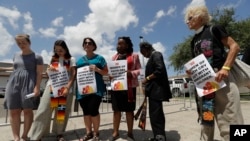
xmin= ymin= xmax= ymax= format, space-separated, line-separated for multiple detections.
xmin=1 ymin=34 xmax=43 ymax=141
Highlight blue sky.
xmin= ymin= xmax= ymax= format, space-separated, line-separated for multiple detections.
xmin=0 ymin=0 xmax=249 ymax=77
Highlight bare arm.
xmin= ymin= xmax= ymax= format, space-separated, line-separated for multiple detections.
xmin=66 ymin=66 xmax=76 ymax=89
xmin=215 ymin=36 xmax=240 ymax=82
xmin=34 ymin=65 xmax=43 ymax=96
xmin=221 ymin=36 xmax=240 ymax=68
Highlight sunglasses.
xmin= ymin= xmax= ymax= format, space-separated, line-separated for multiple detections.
xmin=84 ymin=42 xmax=93 ymax=45
xmin=54 ymin=50 xmax=64 ymax=53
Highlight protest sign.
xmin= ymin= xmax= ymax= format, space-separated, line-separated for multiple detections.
xmin=184 ymin=54 xmax=226 ymax=97
xmin=77 ymin=66 xmax=97 ymax=94
xmin=108 ymin=60 xmax=128 ymax=91
xmin=47 ymin=67 xmax=69 ymax=97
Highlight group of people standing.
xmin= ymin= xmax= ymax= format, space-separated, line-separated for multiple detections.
xmin=0 ymin=4 xmax=248 ymax=141
xmin=1 ymin=33 xmax=170 ymax=141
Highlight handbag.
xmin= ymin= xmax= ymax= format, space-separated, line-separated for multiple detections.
xmin=230 ymin=59 xmax=250 ymax=87
xmin=134 ymin=97 xmax=147 ymax=131
xmin=210 ymin=25 xmax=250 ymax=87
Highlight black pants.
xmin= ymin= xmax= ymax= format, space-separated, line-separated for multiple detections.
xmin=148 ymin=98 xmax=166 ymax=139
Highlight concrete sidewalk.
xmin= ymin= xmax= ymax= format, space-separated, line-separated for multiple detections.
xmin=1 ymin=101 xmax=250 ymax=141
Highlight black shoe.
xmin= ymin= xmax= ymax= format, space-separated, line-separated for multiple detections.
xmin=155 ymin=135 xmax=166 ymax=141
xmin=127 ymin=133 xmax=135 ymax=141
xmin=56 ymin=134 xmax=65 ymax=141
xmin=108 ymin=134 xmax=119 ymax=141
xmin=145 ymin=137 xmax=155 ymax=141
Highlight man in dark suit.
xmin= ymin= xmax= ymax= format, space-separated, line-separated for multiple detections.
xmin=140 ymin=41 xmax=172 ymax=141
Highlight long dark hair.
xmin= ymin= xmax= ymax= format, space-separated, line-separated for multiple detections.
xmin=118 ymin=36 xmax=133 ymax=54
xmin=52 ymin=40 xmax=72 ymax=59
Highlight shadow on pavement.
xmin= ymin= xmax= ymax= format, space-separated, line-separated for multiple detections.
xmin=50 ymin=128 xmax=181 ymax=141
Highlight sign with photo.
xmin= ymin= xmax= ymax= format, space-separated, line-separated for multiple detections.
xmin=47 ymin=67 xmax=69 ymax=97
xmin=77 ymin=66 xmax=97 ymax=94
xmin=108 ymin=60 xmax=128 ymax=91
xmin=184 ymin=54 xmax=226 ymax=97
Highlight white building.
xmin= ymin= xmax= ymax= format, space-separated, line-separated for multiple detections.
xmin=0 ymin=62 xmax=49 ymax=96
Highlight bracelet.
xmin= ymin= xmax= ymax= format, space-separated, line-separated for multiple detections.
xmin=146 ymin=76 xmax=150 ymax=81
xmin=222 ymin=66 xmax=230 ymax=71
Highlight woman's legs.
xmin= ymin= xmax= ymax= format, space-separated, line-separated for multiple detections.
xmin=112 ymin=111 xmax=121 ymax=137
xmin=10 ymin=109 xmax=22 ymax=141
xmin=92 ymin=114 xmax=100 ymax=135
xmin=84 ymin=115 xmax=93 ymax=134
xmin=126 ymin=111 xmax=134 ymax=135
xmin=22 ymin=109 xmax=33 ymax=140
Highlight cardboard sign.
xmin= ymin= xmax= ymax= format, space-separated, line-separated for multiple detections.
xmin=77 ymin=66 xmax=97 ymax=94
xmin=47 ymin=67 xmax=69 ymax=97
xmin=108 ymin=60 xmax=128 ymax=91
xmin=184 ymin=54 xmax=226 ymax=97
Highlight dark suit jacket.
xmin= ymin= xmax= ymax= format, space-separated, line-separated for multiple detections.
xmin=145 ymin=51 xmax=172 ymax=101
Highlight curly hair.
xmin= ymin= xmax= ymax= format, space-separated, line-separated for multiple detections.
xmin=185 ymin=5 xmax=212 ymax=25
xmin=118 ymin=36 xmax=133 ymax=54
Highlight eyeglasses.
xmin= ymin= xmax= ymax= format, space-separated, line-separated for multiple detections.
xmin=84 ymin=42 xmax=93 ymax=45
xmin=186 ymin=16 xmax=196 ymax=22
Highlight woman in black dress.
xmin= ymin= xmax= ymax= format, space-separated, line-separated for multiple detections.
xmin=110 ymin=36 xmax=141 ymax=140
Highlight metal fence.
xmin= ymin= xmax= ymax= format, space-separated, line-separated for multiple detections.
xmin=0 ymin=81 xmax=197 ymax=127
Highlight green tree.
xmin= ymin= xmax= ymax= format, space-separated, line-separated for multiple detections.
xmin=169 ymin=8 xmax=250 ymax=72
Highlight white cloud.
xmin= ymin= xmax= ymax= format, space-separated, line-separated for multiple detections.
xmin=38 ymin=27 xmax=57 ymax=38
xmin=0 ymin=23 xmax=15 ymax=57
xmin=140 ymin=42 xmax=169 ymax=67
xmin=23 ymin=12 xmax=36 ymax=35
xmin=59 ymin=0 xmax=138 ymax=61
xmin=142 ymin=6 xmax=176 ymax=34
xmin=51 ymin=17 xmax=64 ymax=27
xmin=166 ymin=6 xmax=177 ymax=16
xmin=40 ymin=50 xmax=53 ymax=64
xmin=0 ymin=6 xmax=21 ymax=29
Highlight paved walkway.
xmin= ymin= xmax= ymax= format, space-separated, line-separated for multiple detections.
xmin=1 ymin=101 xmax=249 ymax=141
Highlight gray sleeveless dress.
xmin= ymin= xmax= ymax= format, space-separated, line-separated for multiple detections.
xmin=4 ymin=52 xmax=43 ymax=109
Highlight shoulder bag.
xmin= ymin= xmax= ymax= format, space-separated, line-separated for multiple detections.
xmin=210 ymin=25 xmax=250 ymax=87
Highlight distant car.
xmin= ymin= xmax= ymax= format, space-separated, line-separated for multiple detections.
xmin=169 ymin=77 xmax=194 ymax=97
xmin=0 ymin=86 xmax=6 ymax=98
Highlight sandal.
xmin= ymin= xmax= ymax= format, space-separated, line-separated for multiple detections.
xmin=80 ymin=132 xmax=93 ymax=141
xmin=57 ymin=134 xmax=65 ymax=141
xmin=108 ymin=134 xmax=119 ymax=141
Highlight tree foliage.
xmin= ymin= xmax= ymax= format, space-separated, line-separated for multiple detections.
xmin=169 ymin=8 xmax=250 ymax=72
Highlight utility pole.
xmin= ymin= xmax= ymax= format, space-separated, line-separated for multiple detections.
xmin=139 ymin=36 xmax=144 ymax=68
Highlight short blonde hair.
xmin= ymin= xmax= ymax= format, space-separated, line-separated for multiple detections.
xmin=15 ymin=34 xmax=31 ymax=44
xmin=185 ymin=5 xmax=212 ymax=25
